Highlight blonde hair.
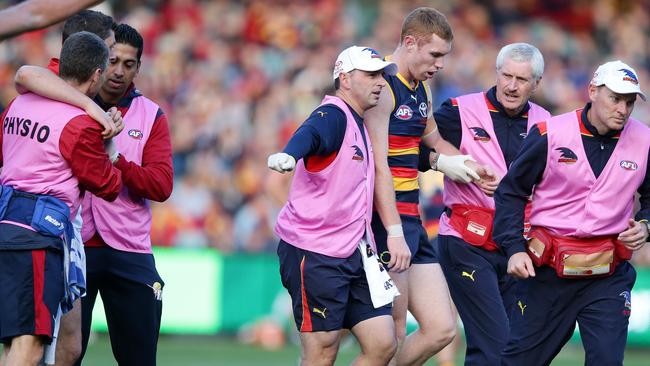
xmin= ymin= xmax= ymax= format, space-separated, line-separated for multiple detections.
xmin=400 ymin=7 xmax=453 ymax=44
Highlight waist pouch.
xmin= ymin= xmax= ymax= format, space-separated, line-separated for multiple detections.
xmin=527 ymin=227 xmax=629 ymax=278
xmin=448 ymin=204 xmax=498 ymax=251
xmin=0 ymin=185 xmax=71 ymax=240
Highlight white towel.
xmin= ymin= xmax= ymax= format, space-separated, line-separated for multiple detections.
xmin=359 ymin=236 xmax=400 ymax=308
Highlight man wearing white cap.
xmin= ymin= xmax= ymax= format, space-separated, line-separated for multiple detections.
xmin=493 ymin=59 xmax=650 ymax=365
xmin=268 ymin=46 xmax=399 ymax=365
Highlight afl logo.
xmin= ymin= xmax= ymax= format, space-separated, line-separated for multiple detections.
xmin=394 ymin=105 xmax=413 ymax=120
xmin=128 ymin=129 xmax=143 ymax=140
xmin=620 ymin=160 xmax=638 ymax=171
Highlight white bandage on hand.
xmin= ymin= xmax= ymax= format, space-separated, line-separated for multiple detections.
xmin=104 ymin=139 xmax=120 ymax=163
xmin=386 ymin=224 xmax=404 ymax=238
xmin=436 ymin=154 xmax=480 ymax=183
xmin=267 ymin=152 xmax=296 ymax=173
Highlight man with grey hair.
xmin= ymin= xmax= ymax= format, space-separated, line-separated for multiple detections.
xmin=433 ymin=42 xmax=550 ymax=365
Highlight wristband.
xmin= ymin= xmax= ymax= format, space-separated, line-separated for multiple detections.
xmin=430 ymin=153 xmax=440 ymax=171
xmin=386 ymin=224 xmax=404 ymax=238
xmin=109 ymin=151 xmax=120 ymax=164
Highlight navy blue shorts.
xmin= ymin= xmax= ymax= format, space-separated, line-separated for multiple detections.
xmin=371 ymin=211 xmax=437 ymax=266
xmin=0 ymin=249 xmax=63 ymax=344
xmin=277 ymin=240 xmax=391 ymax=332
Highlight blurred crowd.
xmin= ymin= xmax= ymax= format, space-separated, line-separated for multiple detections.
xmin=0 ymin=0 xmax=649 ymax=264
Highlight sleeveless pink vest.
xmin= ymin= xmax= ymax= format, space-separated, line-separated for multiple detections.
xmin=275 ymin=95 xmax=376 ymax=258
xmin=439 ymin=92 xmax=551 ymax=238
xmin=1 ymin=93 xmax=87 ymax=214
xmin=530 ymin=110 xmax=650 ymax=237
xmin=80 ymin=96 xmax=159 ymax=253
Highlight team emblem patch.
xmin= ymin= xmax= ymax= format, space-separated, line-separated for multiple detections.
xmin=128 ymin=129 xmax=143 ymax=140
xmin=394 ymin=105 xmax=413 ymax=120
xmin=419 ymin=102 xmax=428 ymax=118
xmin=619 ymin=291 xmax=631 ymax=316
xmin=619 ymin=69 xmax=639 ymax=85
xmin=620 ymin=160 xmax=638 ymax=171
xmin=556 ymin=147 xmax=578 ymax=164
xmin=351 ymin=145 xmax=364 ymax=161
xmin=469 ymin=127 xmax=491 ymax=142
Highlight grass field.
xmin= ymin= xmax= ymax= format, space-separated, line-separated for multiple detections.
xmin=80 ymin=334 xmax=650 ymax=366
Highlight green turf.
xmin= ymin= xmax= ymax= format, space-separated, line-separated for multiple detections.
xmin=78 ymin=334 xmax=650 ymax=366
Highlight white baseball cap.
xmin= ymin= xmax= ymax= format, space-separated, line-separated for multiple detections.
xmin=332 ymin=46 xmax=397 ymax=81
xmin=591 ymin=60 xmax=646 ymax=101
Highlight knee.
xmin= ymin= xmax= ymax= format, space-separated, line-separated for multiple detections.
xmin=364 ymin=334 xmax=397 ymax=363
xmin=424 ymin=320 xmax=456 ymax=351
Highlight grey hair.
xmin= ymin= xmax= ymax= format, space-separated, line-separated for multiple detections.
xmin=496 ymin=43 xmax=544 ymax=81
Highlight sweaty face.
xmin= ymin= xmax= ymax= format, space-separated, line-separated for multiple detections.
xmin=408 ymin=33 xmax=451 ymax=82
xmin=347 ymin=70 xmax=387 ymax=111
xmin=588 ymin=85 xmax=636 ymax=132
xmin=495 ymin=58 xmax=540 ymax=116
xmin=101 ymin=42 xmax=140 ymax=101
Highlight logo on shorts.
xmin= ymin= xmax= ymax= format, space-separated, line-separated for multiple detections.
xmin=312 ymin=307 xmax=327 ymax=319
xmin=128 ymin=129 xmax=143 ymax=140
xmin=395 ymin=105 xmax=413 ymax=120
xmin=556 ymin=147 xmax=578 ymax=164
xmin=461 ymin=270 xmax=476 ymax=282
xmin=620 ymin=160 xmax=638 ymax=171
xmin=469 ymin=127 xmax=491 ymax=142
xmin=352 ymin=145 xmax=364 ymax=161
xmin=619 ymin=291 xmax=632 ymax=316
xmin=518 ymin=300 xmax=527 ymax=316
xmin=148 ymin=282 xmax=163 ymax=301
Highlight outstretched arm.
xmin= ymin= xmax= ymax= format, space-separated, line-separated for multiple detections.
xmin=0 ymin=0 xmax=103 ymax=41
xmin=15 ymin=65 xmax=117 ymax=138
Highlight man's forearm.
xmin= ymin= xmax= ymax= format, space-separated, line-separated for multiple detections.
xmin=15 ymin=65 xmax=95 ymax=110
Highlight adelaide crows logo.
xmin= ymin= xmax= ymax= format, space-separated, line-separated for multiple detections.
xmin=469 ymin=127 xmax=491 ymax=142
xmin=352 ymin=145 xmax=364 ymax=161
xmin=556 ymin=147 xmax=578 ymax=164
xmin=362 ymin=47 xmax=382 ymax=59
xmin=620 ymin=68 xmax=639 ymax=85
xmin=619 ymin=291 xmax=632 ymax=316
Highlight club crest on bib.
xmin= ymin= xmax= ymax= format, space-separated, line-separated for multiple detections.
xmin=469 ymin=127 xmax=491 ymax=142
xmin=556 ymin=147 xmax=578 ymax=164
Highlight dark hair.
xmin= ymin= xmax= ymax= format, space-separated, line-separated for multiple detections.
xmin=114 ymin=23 xmax=144 ymax=61
xmin=334 ymin=78 xmax=340 ymax=90
xmin=59 ymin=31 xmax=109 ymax=83
xmin=62 ymin=10 xmax=115 ymax=43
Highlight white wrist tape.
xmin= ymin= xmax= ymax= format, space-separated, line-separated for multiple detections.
xmin=109 ymin=151 xmax=120 ymax=163
xmin=386 ymin=224 xmax=404 ymax=238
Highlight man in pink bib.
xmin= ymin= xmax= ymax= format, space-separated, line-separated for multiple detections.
xmin=435 ymin=43 xmax=550 ymax=365
xmin=493 ymin=60 xmax=650 ymax=366
xmin=269 ymin=46 xmax=398 ymax=366
xmin=0 ymin=31 xmax=122 ymax=366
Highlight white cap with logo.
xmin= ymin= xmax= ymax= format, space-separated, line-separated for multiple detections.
xmin=591 ymin=60 xmax=646 ymax=101
xmin=332 ymin=46 xmax=397 ymax=81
